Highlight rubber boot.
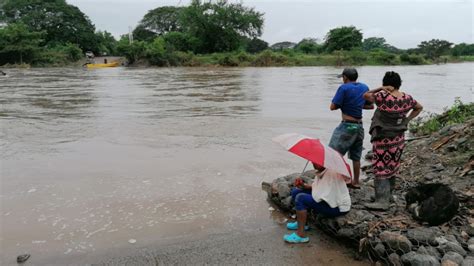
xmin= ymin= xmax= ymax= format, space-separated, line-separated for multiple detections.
xmin=389 ymin=176 xmax=397 ymax=202
xmin=389 ymin=176 xmax=396 ymax=193
xmin=365 ymin=178 xmax=391 ymax=210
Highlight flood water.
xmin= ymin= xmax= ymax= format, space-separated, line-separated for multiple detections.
xmin=1 ymin=64 xmax=472 ymax=264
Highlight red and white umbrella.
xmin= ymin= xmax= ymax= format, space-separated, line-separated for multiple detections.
xmin=272 ymin=133 xmax=352 ymax=179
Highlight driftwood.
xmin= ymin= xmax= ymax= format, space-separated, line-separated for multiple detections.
xmin=432 ymin=134 xmax=457 ymax=150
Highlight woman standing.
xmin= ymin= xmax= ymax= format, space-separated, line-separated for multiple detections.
xmin=363 ymin=71 xmax=423 ymax=210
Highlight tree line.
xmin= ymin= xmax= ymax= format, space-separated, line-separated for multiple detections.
xmin=0 ymin=0 xmax=473 ymax=66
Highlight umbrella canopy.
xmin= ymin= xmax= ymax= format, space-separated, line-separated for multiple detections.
xmin=272 ymin=133 xmax=352 ymax=178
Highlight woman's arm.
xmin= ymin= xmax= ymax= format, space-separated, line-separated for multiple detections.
xmin=363 ymin=86 xmax=395 ymax=102
xmin=406 ymin=102 xmax=423 ymax=121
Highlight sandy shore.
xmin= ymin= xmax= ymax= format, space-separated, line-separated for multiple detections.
xmin=25 ymin=225 xmax=368 ymax=265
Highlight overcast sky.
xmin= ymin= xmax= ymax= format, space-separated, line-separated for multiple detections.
xmin=67 ymin=0 xmax=473 ymax=49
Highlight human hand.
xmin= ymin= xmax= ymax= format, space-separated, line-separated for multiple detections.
xmin=382 ymin=86 xmax=395 ymax=93
xmin=294 ymin=178 xmax=304 ymax=188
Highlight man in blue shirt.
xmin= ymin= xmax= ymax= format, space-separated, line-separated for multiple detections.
xmin=329 ymin=68 xmax=373 ymax=189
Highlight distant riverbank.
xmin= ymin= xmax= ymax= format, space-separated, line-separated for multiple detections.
xmin=2 ymin=52 xmax=474 ymax=68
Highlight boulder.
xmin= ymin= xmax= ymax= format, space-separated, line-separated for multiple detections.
xmin=441 ymin=260 xmax=459 ymax=266
xmin=467 ymin=238 xmax=474 ymax=252
xmin=401 ymin=251 xmax=441 ymax=266
xmin=461 ymin=256 xmax=474 ymax=266
xmin=407 ymin=227 xmax=441 ymax=246
xmin=280 ymin=196 xmax=293 ymax=211
xmin=388 ymin=253 xmax=402 ymax=266
xmin=276 ymin=181 xmax=290 ymax=199
xmin=418 ymin=246 xmax=442 ymax=260
xmin=374 ymin=243 xmax=386 ymax=258
xmin=442 ymin=252 xmax=464 ymax=265
xmin=438 ymin=241 xmax=467 ymax=257
xmin=380 ymin=231 xmax=413 ymax=254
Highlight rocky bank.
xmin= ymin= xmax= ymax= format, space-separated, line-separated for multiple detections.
xmin=264 ymin=118 xmax=474 ymax=266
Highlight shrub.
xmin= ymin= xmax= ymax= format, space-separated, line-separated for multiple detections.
xmin=217 ymin=53 xmax=239 ymax=66
xmin=117 ymin=40 xmax=147 ymax=64
xmin=347 ymin=49 xmax=368 ymax=65
xmin=146 ymin=38 xmax=167 ymax=66
xmin=52 ymin=43 xmax=83 ymax=61
xmin=369 ymin=49 xmax=397 ymax=64
xmin=400 ymin=53 xmax=425 ymax=65
xmin=409 ymin=99 xmax=474 ymax=135
xmin=253 ymin=50 xmax=289 ymax=66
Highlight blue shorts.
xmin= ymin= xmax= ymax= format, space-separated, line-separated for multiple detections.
xmin=329 ymin=122 xmax=364 ymax=161
xmin=291 ymin=188 xmax=346 ymax=217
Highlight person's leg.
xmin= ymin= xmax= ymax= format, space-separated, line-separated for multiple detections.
xmin=348 ymin=125 xmax=364 ymax=187
xmin=311 ymin=200 xmax=345 ymax=217
xmin=284 ymin=194 xmax=312 ymax=243
xmin=296 ymin=210 xmax=308 ymax=238
xmin=292 ymin=193 xmax=315 ymax=237
xmin=328 ymin=123 xmax=351 ymax=156
xmin=291 ymin=187 xmax=311 ymax=201
xmin=352 ymin=160 xmax=361 ymax=186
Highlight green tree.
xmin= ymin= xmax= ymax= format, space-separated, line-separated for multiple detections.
xmin=96 ymin=31 xmax=117 ymax=56
xmin=451 ymin=43 xmax=474 ymax=56
xmin=362 ymin=37 xmax=387 ymax=51
xmin=180 ymin=0 xmax=264 ymax=53
xmin=295 ymin=38 xmax=321 ymax=54
xmin=137 ymin=6 xmax=184 ymax=37
xmin=132 ymin=25 xmax=158 ymax=42
xmin=270 ymin=41 xmax=296 ymax=50
xmin=116 ymin=37 xmax=147 ymax=64
xmin=245 ymin=38 xmax=268 ymax=53
xmin=0 ymin=22 xmax=44 ymax=64
xmin=324 ymin=26 xmax=363 ymax=52
xmin=145 ymin=37 xmax=168 ymax=66
xmin=1 ymin=0 xmax=98 ymax=52
xmin=418 ymin=39 xmax=453 ymax=59
xmin=163 ymin=31 xmax=200 ymax=52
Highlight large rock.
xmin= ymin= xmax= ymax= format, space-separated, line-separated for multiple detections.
xmin=441 ymin=260 xmax=459 ymax=266
xmin=401 ymin=251 xmax=441 ymax=266
xmin=442 ymin=252 xmax=464 ymax=265
xmin=388 ymin=253 xmax=402 ymax=266
xmin=468 ymin=238 xmax=474 ymax=252
xmin=407 ymin=227 xmax=441 ymax=246
xmin=374 ymin=243 xmax=386 ymax=258
xmin=380 ymin=231 xmax=413 ymax=254
xmin=276 ymin=181 xmax=291 ymax=199
xmin=462 ymin=256 xmax=474 ymax=266
xmin=438 ymin=241 xmax=467 ymax=257
xmin=418 ymin=246 xmax=442 ymax=260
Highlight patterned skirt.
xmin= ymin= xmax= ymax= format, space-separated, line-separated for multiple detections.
xmin=372 ymin=134 xmax=405 ymax=180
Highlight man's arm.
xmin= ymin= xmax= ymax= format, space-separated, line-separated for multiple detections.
xmin=330 ymin=86 xmax=344 ymax=111
xmin=363 ymin=102 xmax=374 ymax=109
xmin=330 ymin=103 xmax=339 ymax=110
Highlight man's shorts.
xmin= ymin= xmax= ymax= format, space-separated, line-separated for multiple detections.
xmin=329 ymin=122 xmax=364 ymax=161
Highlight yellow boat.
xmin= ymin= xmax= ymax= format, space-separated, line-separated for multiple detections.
xmin=85 ymin=61 xmax=120 ymax=68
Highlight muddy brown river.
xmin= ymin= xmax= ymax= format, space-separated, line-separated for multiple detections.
xmin=1 ymin=64 xmax=472 ymax=265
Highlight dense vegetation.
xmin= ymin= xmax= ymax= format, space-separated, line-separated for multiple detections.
xmin=0 ymin=0 xmax=117 ymax=66
xmin=0 ymin=0 xmax=473 ymax=67
xmin=409 ymin=100 xmax=474 ymax=136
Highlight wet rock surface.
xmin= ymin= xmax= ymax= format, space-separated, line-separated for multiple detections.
xmin=265 ymin=119 xmax=474 ymax=265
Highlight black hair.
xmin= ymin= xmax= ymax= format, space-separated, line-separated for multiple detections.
xmin=382 ymin=71 xmax=402 ymax=89
xmin=345 ymin=73 xmax=358 ymax=81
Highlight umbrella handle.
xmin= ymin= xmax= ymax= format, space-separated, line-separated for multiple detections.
xmin=300 ymin=160 xmax=310 ymax=176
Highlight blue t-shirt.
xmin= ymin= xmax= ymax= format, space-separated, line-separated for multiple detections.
xmin=332 ymin=82 xmax=370 ymax=119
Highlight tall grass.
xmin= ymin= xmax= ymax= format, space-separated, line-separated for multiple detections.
xmin=409 ymin=99 xmax=474 ymax=136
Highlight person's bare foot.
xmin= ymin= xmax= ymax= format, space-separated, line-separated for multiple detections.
xmin=347 ymin=183 xmax=361 ymax=189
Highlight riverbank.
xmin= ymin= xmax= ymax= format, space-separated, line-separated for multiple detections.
xmin=2 ymin=52 xmax=473 ymax=68
xmin=266 ymin=103 xmax=474 ymax=265
xmin=72 ymin=225 xmax=367 ymax=265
